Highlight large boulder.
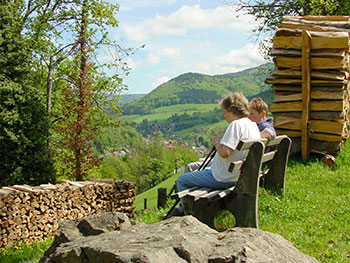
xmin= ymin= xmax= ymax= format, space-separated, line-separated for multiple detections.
xmin=40 ymin=212 xmax=318 ymax=263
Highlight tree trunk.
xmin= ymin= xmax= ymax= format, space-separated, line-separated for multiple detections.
xmin=74 ymin=0 xmax=89 ymax=181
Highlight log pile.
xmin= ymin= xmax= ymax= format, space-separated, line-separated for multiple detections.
xmin=0 ymin=179 xmax=136 ymax=247
xmin=266 ymin=16 xmax=350 ymax=158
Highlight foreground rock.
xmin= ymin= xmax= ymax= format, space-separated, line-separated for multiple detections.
xmin=40 ymin=212 xmax=318 ymax=263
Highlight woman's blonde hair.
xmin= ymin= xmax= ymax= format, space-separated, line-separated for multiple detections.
xmin=220 ymin=92 xmax=249 ymax=117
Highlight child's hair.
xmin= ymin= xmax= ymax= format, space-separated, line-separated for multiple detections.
xmin=249 ymin=97 xmax=268 ymax=114
xmin=220 ymin=92 xmax=249 ymax=117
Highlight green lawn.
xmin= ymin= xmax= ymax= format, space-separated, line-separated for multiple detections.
xmin=121 ymin=103 xmax=218 ymax=123
xmin=134 ymin=172 xmax=181 ymax=210
xmin=258 ymin=145 xmax=350 ymax=262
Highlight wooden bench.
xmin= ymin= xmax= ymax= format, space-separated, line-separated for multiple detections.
xmin=170 ymin=135 xmax=291 ymax=229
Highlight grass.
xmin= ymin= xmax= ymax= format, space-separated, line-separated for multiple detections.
xmin=0 ymin=238 xmax=53 ymax=263
xmin=134 ymin=172 xmax=181 ymax=210
xmin=2 ymin=141 xmax=350 ymax=263
xmin=257 ymin=145 xmax=350 ymax=262
xmin=121 ymin=103 xmax=218 ymax=123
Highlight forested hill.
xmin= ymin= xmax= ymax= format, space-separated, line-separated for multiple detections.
xmin=122 ymin=63 xmax=274 ymax=115
xmin=119 ymin=94 xmax=145 ymax=105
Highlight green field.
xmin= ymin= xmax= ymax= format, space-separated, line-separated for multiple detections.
xmin=121 ymin=103 xmax=218 ymax=123
xmin=134 ymin=173 xmax=181 ymax=210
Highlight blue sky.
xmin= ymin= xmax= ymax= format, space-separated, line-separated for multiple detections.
xmin=105 ymin=0 xmax=266 ymax=94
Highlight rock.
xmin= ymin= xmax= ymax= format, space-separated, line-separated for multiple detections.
xmin=41 ymin=213 xmax=318 ymax=263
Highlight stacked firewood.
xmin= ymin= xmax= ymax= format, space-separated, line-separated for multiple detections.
xmin=266 ymin=16 xmax=350 ymax=155
xmin=0 ymin=179 xmax=136 ymax=247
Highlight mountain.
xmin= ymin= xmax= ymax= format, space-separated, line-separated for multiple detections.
xmin=122 ymin=63 xmax=274 ymax=115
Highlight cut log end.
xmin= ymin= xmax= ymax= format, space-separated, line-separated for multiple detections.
xmin=321 ymin=154 xmax=336 ymax=168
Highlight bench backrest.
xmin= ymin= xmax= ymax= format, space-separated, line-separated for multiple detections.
xmin=228 ymin=135 xmax=291 ymax=194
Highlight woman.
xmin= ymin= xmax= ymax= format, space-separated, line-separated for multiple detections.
xmin=173 ymin=92 xmax=261 ymax=215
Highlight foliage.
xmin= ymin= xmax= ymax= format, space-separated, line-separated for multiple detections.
xmin=94 ymin=123 xmax=144 ymax=155
xmin=228 ymin=0 xmax=350 ymax=36
xmin=122 ymin=103 xmax=219 ymax=124
xmin=53 ymin=0 xmax=98 ymax=181
xmin=0 ymin=80 xmax=55 ymax=187
xmin=133 ymin=204 xmax=173 ymax=225
xmin=50 ymin=0 xmax=128 ymax=180
xmin=0 ymin=0 xmax=31 ymax=83
xmin=0 ymin=0 xmax=55 ymax=187
xmin=98 ymin=133 xmax=198 ymax=193
xmin=122 ymin=63 xmax=274 ymax=115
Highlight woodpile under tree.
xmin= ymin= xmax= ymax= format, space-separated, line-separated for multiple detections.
xmin=0 ymin=179 xmax=136 ymax=247
xmin=266 ymin=16 xmax=350 ymax=160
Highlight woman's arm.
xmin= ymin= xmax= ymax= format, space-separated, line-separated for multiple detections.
xmin=215 ymin=143 xmax=233 ymax=158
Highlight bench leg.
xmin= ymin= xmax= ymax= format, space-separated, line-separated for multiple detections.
xmin=225 ymin=193 xmax=258 ymax=228
xmin=222 ymin=141 xmax=263 ymax=228
xmin=264 ymin=137 xmax=291 ymax=194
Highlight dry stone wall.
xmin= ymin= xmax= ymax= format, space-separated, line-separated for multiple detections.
xmin=0 ymin=179 xmax=136 ymax=247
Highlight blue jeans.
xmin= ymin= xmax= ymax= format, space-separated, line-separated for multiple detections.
xmin=176 ymin=168 xmax=236 ymax=209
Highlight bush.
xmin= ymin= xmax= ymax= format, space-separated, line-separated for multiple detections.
xmin=0 ymin=80 xmax=55 ymax=186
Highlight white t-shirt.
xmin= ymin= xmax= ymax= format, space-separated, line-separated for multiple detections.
xmin=211 ymin=117 xmax=261 ymax=182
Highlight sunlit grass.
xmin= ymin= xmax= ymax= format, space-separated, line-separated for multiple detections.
xmin=121 ymin=104 xmax=218 ymax=123
xmin=0 ymin=238 xmax=53 ymax=263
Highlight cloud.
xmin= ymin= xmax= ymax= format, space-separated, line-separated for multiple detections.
xmin=126 ymin=58 xmax=140 ymax=70
xmin=152 ymin=76 xmax=171 ymax=88
xmin=122 ymin=5 xmax=255 ymax=41
xmin=196 ymin=43 xmax=265 ymax=74
xmin=146 ymin=47 xmax=182 ymax=65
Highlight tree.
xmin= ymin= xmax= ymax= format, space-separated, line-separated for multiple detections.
xmin=0 ymin=80 xmax=55 ymax=186
xmin=226 ymin=0 xmax=350 ymax=36
xmin=53 ymin=0 xmax=127 ymax=181
xmin=0 ymin=0 xmax=55 ymax=186
xmin=0 ymin=0 xmax=30 ymax=83
xmin=13 ymin=0 xmax=131 ymax=156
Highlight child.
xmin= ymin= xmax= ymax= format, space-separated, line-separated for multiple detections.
xmin=172 ymin=92 xmax=261 ymax=216
xmin=249 ymin=97 xmax=276 ymax=139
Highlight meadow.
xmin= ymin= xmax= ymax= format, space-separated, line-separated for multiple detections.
xmin=1 ymin=141 xmax=350 ymax=263
xmin=121 ymin=103 xmax=218 ymax=123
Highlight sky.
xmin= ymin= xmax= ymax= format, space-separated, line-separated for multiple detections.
xmin=105 ymin=0 xmax=267 ymax=95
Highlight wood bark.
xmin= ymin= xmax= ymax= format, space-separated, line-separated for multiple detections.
xmin=0 ymin=180 xmax=137 ymax=248
xmin=268 ymin=16 xmax=350 ymax=156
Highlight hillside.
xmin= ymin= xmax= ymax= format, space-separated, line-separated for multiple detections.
xmin=119 ymin=94 xmax=145 ymax=105
xmin=122 ymin=63 xmax=274 ymax=115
